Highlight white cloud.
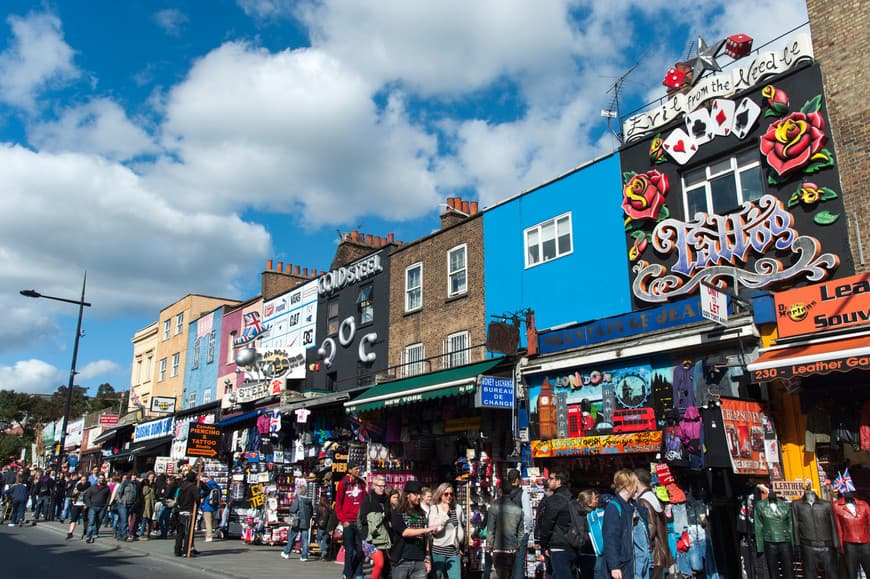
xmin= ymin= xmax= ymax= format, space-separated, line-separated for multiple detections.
xmin=236 ymin=0 xmax=297 ymax=20
xmin=29 ymin=98 xmax=159 ymax=161
xmin=152 ymin=42 xmax=441 ymax=225
xmin=77 ymin=359 xmax=120 ymax=381
xmin=153 ymin=8 xmax=189 ymax=36
xmin=0 ymin=11 xmax=79 ymax=111
xmin=0 ymin=143 xmax=271 ymax=334
xmin=0 ymin=359 xmax=64 ymax=394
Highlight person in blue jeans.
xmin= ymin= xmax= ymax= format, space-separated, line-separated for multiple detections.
xmin=282 ymin=486 xmax=314 ymax=561
xmin=537 ymin=471 xmax=579 ymax=579
xmin=83 ymin=474 xmax=111 ymax=543
xmin=6 ymin=475 xmax=29 ymax=526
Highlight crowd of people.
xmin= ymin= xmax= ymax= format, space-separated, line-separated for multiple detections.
xmin=1 ymin=464 xmax=223 ymax=558
xmin=4 ymin=461 xmax=675 ymax=579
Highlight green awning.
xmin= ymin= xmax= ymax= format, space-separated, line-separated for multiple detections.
xmin=345 ymin=358 xmax=505 ymax=413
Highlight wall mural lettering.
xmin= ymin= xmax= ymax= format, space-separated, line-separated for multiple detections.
xmin=624 ymin=34 xmax=813 ymax=142
xmin=631 ymin=195 xmax=839 ymax=303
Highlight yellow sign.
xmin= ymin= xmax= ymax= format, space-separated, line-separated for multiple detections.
xmin=531 ymin=431 xmax=662 ymax=458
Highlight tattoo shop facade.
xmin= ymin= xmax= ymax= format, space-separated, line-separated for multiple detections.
xmin=520 ymin=30 xmax=857 ymax=577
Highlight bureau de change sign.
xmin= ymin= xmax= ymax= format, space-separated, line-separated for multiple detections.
xmin=475 ymin=375 xmax=515 ymax=409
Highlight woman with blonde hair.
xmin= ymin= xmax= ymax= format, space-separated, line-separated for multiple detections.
xmin=427 ymin=482 xmax=466 ymax=579
xmin=603 ymin=469 xmax=638 ymax=579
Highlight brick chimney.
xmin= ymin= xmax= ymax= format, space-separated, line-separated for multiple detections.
xmin=441 ymin=196 xmax=479 ymax=229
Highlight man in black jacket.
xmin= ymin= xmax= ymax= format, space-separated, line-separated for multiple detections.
xmin=174 ymin=471 xmax=200 ymax=557
xmin=83 ymin=474 xmax=111 ymax=543
xmin=537 ymin=472 xmax=579 ymax=579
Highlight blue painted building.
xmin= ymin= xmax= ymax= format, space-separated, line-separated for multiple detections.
xmin=483 ymin=153 xmax=630 ymax=338
xmin=182 ymin=306 xmax=225 ymax=409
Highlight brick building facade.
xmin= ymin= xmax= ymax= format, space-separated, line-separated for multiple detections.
xmin=388 ymin=197 xmax=487 ymax=377
xmin=806 ymin=0 xmax=870 ymax=273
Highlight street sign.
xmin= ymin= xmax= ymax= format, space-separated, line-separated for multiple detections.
xmin=771 ymin=480 xmax=807 ymax=497
xmin=98 ymin=414 xmax=119 ymax=427
xmin=475 ymin=375 xmax=515 ymax=409
xmin=186 ymin=423 xmax=221 ymax=458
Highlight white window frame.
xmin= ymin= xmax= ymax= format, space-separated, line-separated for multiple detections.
xmin=202 ymin=389 xmax=213 ymax=404
xmin=191 ymin=338 xmax=200 ymax=370
xmin=162 ymin=320 xmax=171 ymax=340
xmin=447 ymin=244 xmax=468 ymax=297
xmin=445 ymin=331 xmax=470 ymax=368
xmin=681 ymin=149 xmax=764 ymax=216
xmin=187 ymin=392 xmax=197 ymax=409
xmin=357 ymin=284 xmax=374 ymax=325
xmin=145 ymin=355 xmax=152 ymax=380
xmin=171 ymin=352 xmax=181 ymax=377
xmin=175 ymin=313 xmax=184 ymax=335
xmin=158 ymin=358 xmax=167 ymax=382
xmin=524 ymin=212 xmax=573 ymax=268
xmin=405 ymin=263 xmax=423 ymax=312
xmin=403 ymin=343 xmax=425 ymax=377
xmin=327 ymin=299 xmax=340 ymax=335
xmin=207 ymin=330 xmax=216 ymax=364
xmin=136 ymin=359 xmax=143 ymax=384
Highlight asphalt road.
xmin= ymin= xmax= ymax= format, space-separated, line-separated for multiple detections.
xmin=0 ymin=520 xmax=343 ymax=579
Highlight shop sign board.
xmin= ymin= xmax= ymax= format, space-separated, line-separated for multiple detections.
xmin=476 ymin=375 xmax=515 ymax=409
xmin=236 ymin=378 xmax=284 ymax=404
xmin=700 ymin=283 xmax=729 ymax=326
xmin=530 ymin=430 xmax=662 ymax=458
xmin=154 ymin=456 xmax=177 ymax=475
xmin=98 ymin=414 xmax=119 ymax=427
xmin=185 ymin=423 xmax=220 ymax=458
xmin=771 ymin=480 xmax=806 ymax=497
xmin=539 ymin=297 xmax=706 ymax=355
xmin=720 ymin=399 xmax=771 ymax=476
xmin=150 ymin=396 xmax=176 ymax=414
xmin=774 ymin=273 xmax=870 ymax=338
xmin=133 ymin=416 xmax=174 ymax=442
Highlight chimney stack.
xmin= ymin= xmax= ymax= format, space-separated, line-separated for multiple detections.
xmin=388 ymin=232 xmax=395 ymax=244
xmin=267 ymin=259 xmax=273 ymax=270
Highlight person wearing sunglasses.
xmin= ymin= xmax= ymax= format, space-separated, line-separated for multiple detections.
xmin=428 ymin=483 xmax=466 ymax=579
xmin=359 ymin=475 xmax=391 ymax=579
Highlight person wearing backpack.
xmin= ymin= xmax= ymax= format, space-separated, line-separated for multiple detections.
xmin=578 ymin=489 xmax=607 ymax=579
xmin=634 ymin=469 xmax=672 ymax=579
xmin=281 ymin=485 xmax=314 ymax=561
xmin=537 ymin=472 xmax=587 ymax=579
xmin=201 ymin=476 xmax=221 ymax=542
xmin=603 ymin=469 xmax=639 ymax=579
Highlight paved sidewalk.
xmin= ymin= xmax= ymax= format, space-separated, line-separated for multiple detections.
xmin=31 ymin=520 xmax=341 ymax=579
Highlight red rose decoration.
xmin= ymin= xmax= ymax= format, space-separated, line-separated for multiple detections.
xmin=622 ymin=170 xmax=669 ymax=221
xmin=759 ymin=111 xmax=827 ymax=177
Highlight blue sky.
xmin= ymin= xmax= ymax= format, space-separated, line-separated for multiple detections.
xmin=0 ymin=0 xmax=808 ymax=395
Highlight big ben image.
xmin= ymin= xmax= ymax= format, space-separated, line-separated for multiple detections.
xmin=538 ymin=377 xmax=557 ymax=439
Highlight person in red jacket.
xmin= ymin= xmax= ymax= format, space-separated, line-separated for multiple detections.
xmin=336 ymin=462 xmax=367 ymax=579
xmin=833 ymin=494 xmax=870 ymax=579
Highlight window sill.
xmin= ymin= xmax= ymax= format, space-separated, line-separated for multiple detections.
xmin=403 ymin=308 xmax=422 ymax=318
xmin=445 ymin=293 xmax=468 ymax=304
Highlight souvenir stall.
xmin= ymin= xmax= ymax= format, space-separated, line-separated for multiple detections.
xmin=522 ymin=328 xmax=774 ymax=579
xmin=343 ymin=376 xmax=517 ymax=578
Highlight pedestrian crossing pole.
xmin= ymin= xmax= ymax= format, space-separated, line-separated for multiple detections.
xmin=187 ymin=459 xmax=204 ymax=558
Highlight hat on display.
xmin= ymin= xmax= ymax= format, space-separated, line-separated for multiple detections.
xmin=404 ymin=480 xmax=423 ymax=494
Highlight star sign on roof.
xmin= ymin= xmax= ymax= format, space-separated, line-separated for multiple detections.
xmin=688 ymin=36 xmax=726 ymax=85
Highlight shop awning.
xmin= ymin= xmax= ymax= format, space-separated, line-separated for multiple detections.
xmin=283 ymin=392 xmax=350 ymax=412
xmin=345 ymin=358 xmax=504 ymax=413
xmin=104 ymin=436 xmax=172 ymax=461
xmin=747 ymin=332 xmax=870 ymax=382
xmin=216 ymin=403 xmax=279 ymax=428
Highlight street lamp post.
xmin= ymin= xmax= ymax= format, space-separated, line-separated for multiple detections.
xmin=20 ymin=272 xmax=91 ymax=474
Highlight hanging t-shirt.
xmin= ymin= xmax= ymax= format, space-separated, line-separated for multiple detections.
xmin=294 ymin=439 xmax=305 ymax=463
xmin=295 ymin=408 xmax=312 ymax=423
